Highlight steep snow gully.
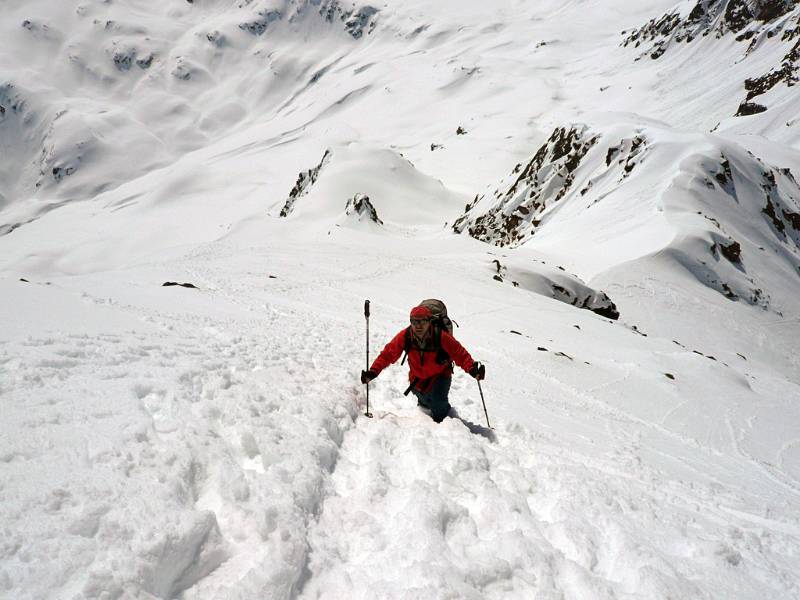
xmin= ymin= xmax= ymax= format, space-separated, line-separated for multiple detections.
xmin=172 ymin=241 xmax=797 ymax=600
xmin=3 ymin=238 xmax=800 ymax=599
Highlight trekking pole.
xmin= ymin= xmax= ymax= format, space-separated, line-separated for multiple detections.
xmin=477 ymin=379 xmax=491 ymax=429
xmin=364 ymin=299 xmax=373 ymax=418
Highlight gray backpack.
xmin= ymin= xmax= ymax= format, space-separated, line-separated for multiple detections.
xmin=402 ymin=299 xmax=456 ymax=363
xmin=416 ymin=299 xmax=453 ymax=335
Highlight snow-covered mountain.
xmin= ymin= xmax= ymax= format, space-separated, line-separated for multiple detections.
xmin=1 ymin=1 xmax=799 ymax=599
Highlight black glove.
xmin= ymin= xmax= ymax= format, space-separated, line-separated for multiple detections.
xmin=469 ymin=362 xmax=485 ymax=380
xmin=361 ymin=369 xmax=377 ymax=384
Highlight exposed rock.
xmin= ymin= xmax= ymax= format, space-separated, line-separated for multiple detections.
xmin=0 ymin=223 xmax=23 ymax=236
xmin=162 ymin=282 xmax=199 ymax=289
xmin=136 ymin=54 xmax=154 ymax=69
xmin=0 ymin=82 xmax=28 ymax=121
xmin=492 ymin=259 xmax=504 ymax=273
xmin=171 ymin=58 xmax=195 ymax=80
xmin=738 ymin=35 xmax=800 ymax=112
xmin=279 ymin=150 xmax=333 ymax=217
xmin=601 ymin=135 xmax=647 ymax=180
xmin=20 ymin=18 xmax=58 ymax=39
xmin=108 ymin=44 xmax=155 ymax=72
xmin=34 ymin=111 xmax=90 ymax=187
xmin=720 ymin=240 xmax=742 ymax=263
xmin=239 ymin=10 xmax=282 ymax=36
xmin=714 ymin=155 xmax=735 ymax=194
xmin=112 ymin=48 xmax=134 ymax=71
xmin=735 ymin=100 xmax=768 ymax=115
xmin=292 ymin=1 xmax=379 ymax=39
xmin=552 ymin=283 xmax=620 ymax=319
xmin=344 ymin=193 xmax=382 ymax=224
xmin=52 ymin=166 xmax=76 ymax=182
xmin=759 ymin=167 xmax=800 ymax=243
xmin=623 ymin=0 xmax=798 ymax=60
xmin=722 ymin=282 xmax=739 ymax=298
xmin=454 ymin=126 xmax=651 ymax=249
xmin=763 ymin=196 xmax=785 ymax=232
xmin=205 ymin=31 xmax=226 ymax=47
xmin=493 ymin=257 xmax=620 ymax=320
xmin=343 ymin=6 xmax=379 ymax=39
xmin=453 ymin=125 xmax=601 ymax=247
xmin=622 ymin=1 xmax=800 ymax=115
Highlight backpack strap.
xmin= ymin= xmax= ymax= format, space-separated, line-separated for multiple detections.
xmin=400 ymin=327 xmax=412 ymax=365
xmin=432 ymin=324 xmax=451 ymax=365
xmin=401 ymin=325 xmax=451 ymax=366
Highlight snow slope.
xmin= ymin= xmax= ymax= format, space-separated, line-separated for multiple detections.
xmin=1 ymin=0 xmax=799 ymax=599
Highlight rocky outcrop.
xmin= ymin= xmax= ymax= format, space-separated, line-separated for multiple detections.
xmin=622 ymin=1 xmax=800 ymax=115
xmin=240 ymin=1 xmax=379 ymax=40
xmin=490 ymin=257 xmax=620 ymax=320
xmin=737 ymin=29 xmax=799 ymax=114
xmin=453 ymin=125 xmax=652 ymax=248
xmin=344 ymin=193 xmax=382 ymax=224
xmin=452 ymin=125 xmax=601 ymax=247
xmin=760 ymin=167 xmax=800 ymax=244
xmin=622 ymin=0 xmax=798 ymax=59
xmin=0 ymin=82 xmax=28 ymax=123
xmin=279 ymin=150 xmax=333 ymax=217
xmin=552 ymin=285 xmax=619 ymax=320
xmin=239 ymin=9 xmax=282 ymax=36
xmin=310 ymin=1 xmax=379 ymax=39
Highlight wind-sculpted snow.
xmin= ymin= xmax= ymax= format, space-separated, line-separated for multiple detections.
xmin=664 ymin=143 xmax=800 ymax=310
xmin=0 ymin=0 xmax=379 ymax=217
xmin=274 ymin=145 xmax=464 ymax=231
xmin=454 ymin=121 xmax=800 ymax=314
xmin=488 ymin=256 xmax=620 ymax=320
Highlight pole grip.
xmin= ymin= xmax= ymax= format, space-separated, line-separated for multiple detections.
xmin=364 ymin=299 xmax=370 ymax=318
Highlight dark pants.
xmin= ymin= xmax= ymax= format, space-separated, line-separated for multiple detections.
xmin=412 ymin=376 xmax=452 ymax=423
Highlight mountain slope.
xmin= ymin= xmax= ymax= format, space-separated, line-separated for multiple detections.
xmin=1 ymin=1 xmax=799 ymax=599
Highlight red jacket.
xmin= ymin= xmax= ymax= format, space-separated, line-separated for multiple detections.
xmin=370 ymin=327 xmax=476 ymax=391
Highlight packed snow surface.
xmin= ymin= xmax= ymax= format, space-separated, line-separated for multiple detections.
xmin=1 ymin=0 xmax=800 ymax=598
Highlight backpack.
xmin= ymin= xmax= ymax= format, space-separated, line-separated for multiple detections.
xmin=401 ymin=299 xmax=456 ymax=366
